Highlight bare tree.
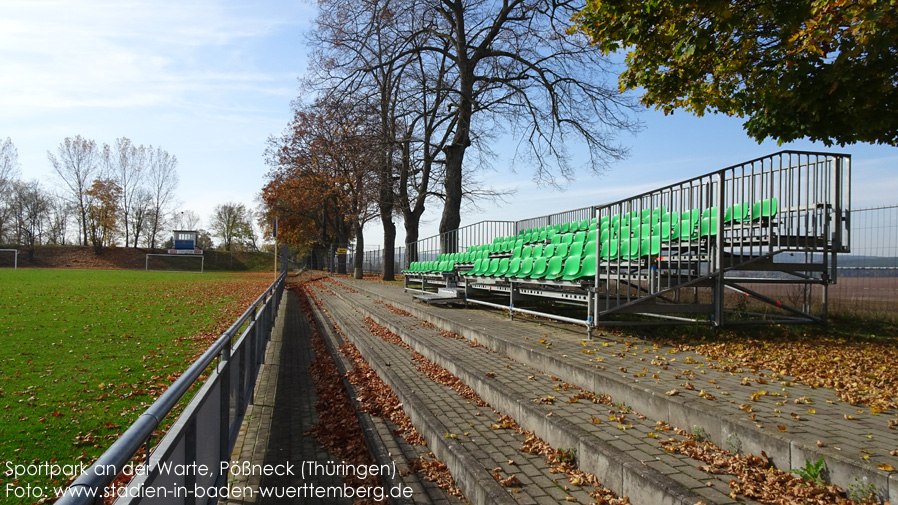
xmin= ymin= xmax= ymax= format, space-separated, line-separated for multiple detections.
xmin=129 ymin=188 xmax=153 ymax=248
xmin=1 ymin=137 xmax=22 ymax=244
xmin=210 ymin=202 xmax=253 ymax=252
xmin=145 ymin=146 xmax=179 ymax=248
xmin=48 ymin=135 xmax=101 ymax=246
xmin=172 ymin=209 xmax=201 ymax=231
xmin=425 ymin=0 xmax=640 ymax=244
xmin=9 ymin=180 xmax=50 ymax=259
xmin=44 ymin=194 xmax=73 ymax=245
xmin=104 ymin=138 xmax=146 ymax=247
xmin=0 ymin=137 xmax=20 ymax=194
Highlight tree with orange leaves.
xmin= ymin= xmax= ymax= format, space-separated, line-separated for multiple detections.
xmin=262 ymin=98 xmax=379 ymax=276
xmin=84 ymin=178 xmax=122 ymax=254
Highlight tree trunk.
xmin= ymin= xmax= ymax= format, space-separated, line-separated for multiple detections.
xmin=404 ymin=220 xmax=420 ymax=263
xmin=353 ymin=220 xmax=364 ymax=279
xmin=439 ymin=144 xmax=464 ymax=253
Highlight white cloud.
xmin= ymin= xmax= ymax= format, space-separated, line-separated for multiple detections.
xmin=0 ymin=0 xmax=309 ymax=114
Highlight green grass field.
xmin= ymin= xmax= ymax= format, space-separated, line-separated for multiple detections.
xmin=0 ymin=269 xmax=272 ymax=501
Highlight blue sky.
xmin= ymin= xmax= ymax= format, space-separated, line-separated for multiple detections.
xmin=4 ymin=0 xmax=897 ymax=248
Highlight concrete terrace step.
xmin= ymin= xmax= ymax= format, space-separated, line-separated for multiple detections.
xmin=332 ymin=277 xmax=898 ymax=504
xmin=307 ymin=282 xmax=604 ymax=505
xmin=312 ymin=280 xmax=768 ymax=505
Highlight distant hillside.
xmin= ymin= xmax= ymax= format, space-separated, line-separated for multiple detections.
xmin=0 ymin=245 xmax=275 ymax=272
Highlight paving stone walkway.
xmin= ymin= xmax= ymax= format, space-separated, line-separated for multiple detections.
xmin=328 ymin=276 xmax=898 ymax=504
xmin=222 ymin=289 xmax=350 ymax=505
xmin=223 ymin=286 xmax=463 ymax=505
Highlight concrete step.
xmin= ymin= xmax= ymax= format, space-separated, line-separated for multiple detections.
xmin=307 ymin=282 xmax=624 ymax=505
xmin=311 ymin=280 xmax=768 ymax=505
xmin=299 ymin=285 xmax=464 ymax=505
xmin=333 ymin=277 xmax=898 ymax=504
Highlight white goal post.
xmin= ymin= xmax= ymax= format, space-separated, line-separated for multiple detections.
xmin=145 ymin=253 xmax=204 ymax=273
xmin=0 ymin=249 xmax=17 ymax=269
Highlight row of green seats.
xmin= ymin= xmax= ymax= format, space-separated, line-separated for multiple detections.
xmin=466 ymin=252 xmax=598 ymax=282
xmin=403 ymin=199 xmax=777 ymax=274
xmin=402 ymin=260 xmax=456 ymax=274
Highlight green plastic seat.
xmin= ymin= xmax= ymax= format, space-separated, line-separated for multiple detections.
xmin=600 ymin=239 xmax=620 ymax=260
xmin=515 ymin=257 xmax=534 ymax=278
xmin=559 ymin=222 xmax=571 ymax=234
xmin=584 ymin=241 xmax=598 ymax=257
xmin=701 ymin=206 xmax=720 ymax=220
xmin=511 ymin=245 xmax=523 ymax=259
xmin=467 ymin=245 xmax=477 ymax=253
xmin=505 ymin=257 xmax=522 ymax=277
xmin=572 ymin=231 xmax=587 ymax=244
xmin=483 ymin=258 xmax=500 ymax=276
xmin=528 ymin=257 xmax=548 ymax=279
xmin=585 ymin=229 xmax=598 ymax=244
xmin=561 ymin=233 xmax=574 ymax=245
xmin=680 ymin=218 xmax=698 ymax=241
xmin=619 ymin=226 xmax=631 ymax=239
xmin=467 ymin=259 xmax=483 ymax=275
xmin=577 ymin=254 xmax=596 ymax=279
xmin=538 ymin=227 xmax=549 ymax=242
xmin=542 ymin=256 xmax=566 ymax=281
xmin=505 ymin=237 xmax=517 ymax=252
xmin=557 ymin=254 xmax=582 ymax=281
xmin=620 ymin=237 xmax=640 ymax=260
xmin=554 ymin=243 xmax=569 ymax=259
xmin=699 ymin=215 xmax=719 ymax=237
xmin=724 ymin=202 xmax=750 ymax=223
xmin=550 ymin=234 xmax=562 ymax=245
xmin=492 ymin=257 xmax=510 ymax=277
xmin=659 ymin=219 xmax=679 ymax=242
xmin=751 ymin=198 xmax=778 ymax=221
xmin=530 ymin=257 xmax=554 ymax=280
xmin=568 ymin=241 xmax=584 ymax=258
xmin=521 ymin=246 xmax=533 ymax=259
xmin=578 ymin=218 xmax=589 ymax=231
xmin=532 ymin=244 xmax=544 ymax=257
xmin=639 ymin=236 xmax=661 ymax=258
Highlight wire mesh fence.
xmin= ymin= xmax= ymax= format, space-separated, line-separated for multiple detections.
xmin=828 ymin=204 xmax=898 ymax=319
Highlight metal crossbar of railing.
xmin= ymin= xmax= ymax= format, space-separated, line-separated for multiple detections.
xmin=57 ymin=271 xmax=288 ymax=504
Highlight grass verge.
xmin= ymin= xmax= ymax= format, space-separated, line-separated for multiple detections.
xmin=0 ymin=269 xmax=272 ymax=503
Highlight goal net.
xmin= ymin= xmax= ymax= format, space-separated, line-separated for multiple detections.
xmin=145 ymin=253 xmax=204 ymax=273
xmin=0 ymin=249 xmax=18 ymax=269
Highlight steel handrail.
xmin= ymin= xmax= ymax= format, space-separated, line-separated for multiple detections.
xmin=57 ymin=271 xmax=287 ymax=503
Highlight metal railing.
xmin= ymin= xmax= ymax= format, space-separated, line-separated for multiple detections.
xmin=405 ymin=220 xmax=516 ymax=265
xmin=58 ymin=271 xmax=288 ymax=504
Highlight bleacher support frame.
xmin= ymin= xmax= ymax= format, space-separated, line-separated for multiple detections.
xmin=404 ymin=151 xmax=850 ymax=332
